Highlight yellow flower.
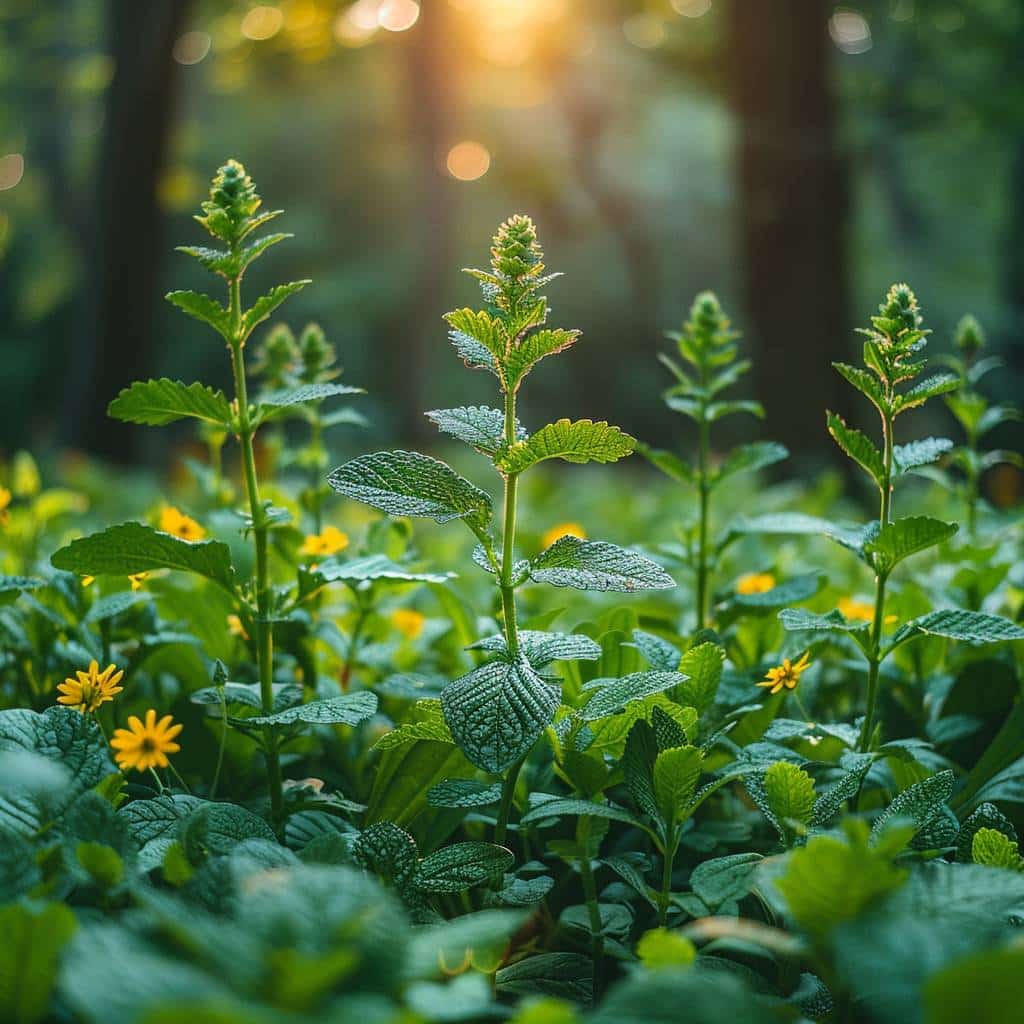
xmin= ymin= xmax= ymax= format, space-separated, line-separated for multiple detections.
xmin=0 ymin=486 xmax=10 ymax=527
xmin=56 ymin=660 xmax=124 ymax=713
xmin=227 ymin=613 xmax=250 ymax=641
xmin=298 ymin=525 xmax=349 ymax=558
xmin=110 ymin=709 xmax=182 ymax=772
xmin=392 ymin=608 xmax=426 ymax=640
xmin=159 ymin=506 xmax=206 ymax=542
xmin=737 ymin=572 xmax=776 ymax=595
xmin=129 ymin=573 xmax=149 ymax=591
xmin=541 ymin=522 xmax=586 ymax=549
xmin=838 ymin=596 xmax=897 ymax=625
xmin=81 ymin=575 xmax=95 ymax=587
xmin=758 ymin=652 xmax=811 ymax=695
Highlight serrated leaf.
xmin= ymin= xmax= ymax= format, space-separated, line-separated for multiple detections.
xmin=108 ymin=378 xmax=233 ymax=428
xmin=257 ymin=382 xmax=364 ymax=409
xmin=870 ymin=770 xmax=955 ymax=842
xmin=441 ymin=658 xmax=559 ymax=772
xmin=530 ymin=536 xmax=675 ymax=592
xmin=891 ymin=609 xmax=1024 ymax=647
xmin=496 ymin=419 xmax=635 ymax=474
xmin=582 ymin=671 xmax=688 ymax=721
xmin=353 ymin=821 xmax=419 ymax=889
xmin=827 ymin=412 xmax=884 ymax=485
xmin=327 ymin=451 xmax=492 ymax=531
xmin=165 ymin=290 xmax=230 ymax=340
xmin=956 ymin=803 xmax=1018 ymax=862
xmin=444 ymin=308 xmax=506 ymax=363
xmin=810 ymin=754 xmax=874 ymax=826
xmin=496 ymin=952 xmax=592 ymax=1001
xmin=689 ymin=853 xmax=762 ymax=910
xmin=631 ymin=629 xmax=682 ymax=672
xmin=241 ymin=280 xmax=310 ymax=337
xmin=712 ymin=440 xmax=788 ymax=485
xmin=179 ymin=802 xmax=275 ymax=860
xmin=640 ymin=446 xmax=695 ymax=486
xmin=833 ymin=361 xmax=888 ymax=413
xmin=971 ymin=828 xmax=1024 ymax=870
xmin=413 ymin=842 xmax=514 ymax=893
xmin=503 ymin=328 xmax=580 ymax=391
xmin=764 ymin=761 xmax=816 ymax=826
xmin=51 ymin=522 xmax=235 ymax=590
xmin=864 ymin=516 xmax=958 ymax=574
xmin=468 ymin=630 xmax=601 ymax=667
xmin=311 ymin=554 xmax=454 ymax=585
xmin=894 ymin=373 xmax=959 ymax=414
xmin=893 ymin=437 xmax=954 ymax=475
xmin=244 ymin=692 xmax=377 ymax=728
xmin=677 ymin=642 xmax=724 ymax=713
xmin=427 ymin=779 xmax=503 ymax=809
xmin=653 ymin=745 xmax=704 ymax=826
xmin=425 ymin=406 xmax=526 ymax=455
xmin=779 ymin=608 xmax=870 ymax=634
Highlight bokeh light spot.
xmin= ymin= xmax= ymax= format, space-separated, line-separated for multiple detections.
xmin=623 ymin=14 xmax=665 ymax=49
xmin=241 ymin=5 xmax=284 ymax=41
xmin=446 ymin=141 xmax=491 ymax=182
xmin=0 ymin=153 xmax=25 ymax=191
xmin=173 ymin=31 xmax=212 ymax=65
xmin=829 ymin=10 xmax=872 ymax=54
xmin=671 ymin=0 xmax=712 ymax=17
xmin=378 ymin=0 xmax=420 ymax=32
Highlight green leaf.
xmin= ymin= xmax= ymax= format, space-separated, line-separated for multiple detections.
xmin=496 ymin=419 xmax=636 ymax=474
xmin=519 ymin=797 xmax=644 ymax=829
xmin=180 ymin=803 xmax=275 ymax=861
xmin=327 ymin=451 xmax=493 ymax=532
xmin=870 ymin=770 xmax=955 ymax=842
xmin=241 ymin=280 xmax=310 ymax=337
xmin=971 ymin=828 xmax=1024 ymax=871
xmin=426 ymin=780 xmax=502 ymax=809
xmin=51 ymin=522 xmax=235 ymax=591
xmin=310 ymin=554 xmax=454 ymax=585
xmin=495 ymin=952 xmax=593 ymax=1001
xmin=827 ymin=412 xmax=884 ymax=485
xmin=581 ymin=671 xmax=689 ymax=721
xmin=955 ymin=803 xmax=1017 ymax=862
xmin=503 ymin=328 xmax=580 ymax=391
xmin=676 ymin=642 xmax=724 ymax=713
xmin=636 ymin=928 xmax=697 ymax=970
xmin=764 ymin=762 xmax=816 ymax=827
xmin=413 ymin=842 xmax=514 ymax=893
xmin=425 ymin=406 xmax=526 ymax=455
xmin=653 ymin=745 xmax=704 ymax=826
xmin=444 ymin=308 xmax=506 ymax=363
xmin=864 ymin=516 xmax=958 ymax=574
xmin=0 ymin=827 xmax=40 ymax=901
xmin=0 ymin=901 xmax=76 ymax=1024
xmin=0 ymin=576 xmax=43 ymax=607
xmin=257 ymin=382 xmax=364 ymax=409
xmin=810 ymin=754 xmax=874 ymax=826
xmin=639 ymin=446 xmax=695 ymax=486
xmin=165 ymin=290 xmax=231 ymax=340
xmin=732 ymin=572 xmax=822 ymax=609
xmin=468 ymin=630 xmax=601 ymax=667
xmin=83 ymin=590 xmax=149 ymax=624
xmin=833 ymin=361 xmax=887 ymax=413
xmin=779 ymin=608 xmax=870 ymax=634
xmin=706 ymin=399 xmax=764 ymax=422
xmin=530 ymin=536 xmax=675 ymax=592
xmin=925 ymin=947 xmax=1024 ymax=1024
xmin=244 ymin=692 xmax=377 ymax=728
xmin=893 ymin=437 xmax=953 ymax=475
xmin=712 ymin=441 xmax=788 ymax=485
xmin=353 ymin=821 xmax=419 ymax=889
xmin=440 ymin=658 xmax=559 ymax=772
xmin=108 ymin=378 xmax=233 ymax=428
xmin=689 ymin=853 xmax=763 ymax=911
xmin=891 ymin=610 xmax=1024 ymax=648
xmin=894 ymin=372 xmax=959 ymax=414
xmin=631 ymin=629 xmax=682 ymax=672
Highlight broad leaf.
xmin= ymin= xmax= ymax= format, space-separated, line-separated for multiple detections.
xmin=257 ymin=382 xmax=364 ymax=409
xmin=425 ymin=406 xmax=526 ymax=455
xmin=413 ymin=842 xmax=513 ymax=893
xmin=327 ymin=451 xmax=493 ymax=531
xmin=779 ymin=608 xmax=870 ymax=634
xmin=653 ymin=745 xmax=703 ymax=826
xmin=894 ymin=373 xmax=959 ymax=414
xmin=441 ymin=658 xmax=559 ymax=772
xmin=530 ymin=536 xmax=675 ymax=592
xmin=108 ymin=378 xmax=233 ymax=428
xmin=311 ymin=554 xmax=454 ymax=585
xmin=503 ymin=328 xmax=580 ymax=390
xmin=864 ymin=516 xmax=958 ymax=574
xmin=893 ymin=437 xmax=954 ymax=475
xmin=827 ymin=412 xmax=884 ymax=485
xmin=51 ymin=522 xmax=235 ymax=591
xmin=241 ymin=280 xmax=310 ymax=337
xmin=468 ymin=630 xmax=601 ymax=667
xmin=519 ymin=797 xmax=644 ymax=829
xmin=496 ymin=419 xmax=635 ymax=474
xmin=677 ymin=642 xmax=724 ymax=713
xmin=427 ymin=780 xmax=503 ymax=809
xmin=165 ymin=290 xmax=230 ymax=340
xmin=833 ymin=361 xmax=887 ymax=414
xmin=870 ymin=770 xmax=956 ymax=843
xmin=712 ymin=441 xmax=788 ymax=485
xmin=582 ymin=672 xmax=689 ymax=722
xmin=764 ymin=761 xmax=816 ymax=827
xmin=244 ymin=692 xmax=377 ymax=728
xmin=631 ymin=629 xmax=683 ymax=672
xmin=891 ymin=610 xmax=1024 ymax=648
xmin=689 ymin=853 xmax=762 ymax=910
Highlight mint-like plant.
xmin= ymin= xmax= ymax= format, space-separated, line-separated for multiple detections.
xmin=328 ymin=215 xmax=674 ymax=845
xmin=643 ymin=292 xmax=787 ymax=630
xmin=778 ymin=284 xmax=1024 ymax=752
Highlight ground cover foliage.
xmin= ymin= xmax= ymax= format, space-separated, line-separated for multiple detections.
xmin=1 ymin=162 xmax=1023 ymax=1024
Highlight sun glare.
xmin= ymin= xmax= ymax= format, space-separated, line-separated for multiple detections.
xmin=446 ymin=141 xmax=491 ymax=181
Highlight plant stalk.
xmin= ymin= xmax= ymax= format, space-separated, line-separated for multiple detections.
xmin=578 ymin=815 xmax=604 ymax=1000
xmin=657 ymin=835 xmax=679 ymax=927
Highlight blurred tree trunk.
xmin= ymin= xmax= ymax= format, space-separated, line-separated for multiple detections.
xmin=392 ymin=1 xmax=456 ymax=443
xmin=63 ymin=0 xmax=189 ymax=459
xmin=727 ymin=0 xmax=848 ymax=462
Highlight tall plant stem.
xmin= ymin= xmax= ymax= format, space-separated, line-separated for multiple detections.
xmin=577 ymin=815 xmax=604 ymax=999
xmin=657 ymin=835 xmax=679 ymax=927
xmin=694 ymin=358 xmax=712 ymax=631
xmin=858 ymin=408 xmax=894 ymax=754
xmin=228 ymin=277 xmax=283 ymax=822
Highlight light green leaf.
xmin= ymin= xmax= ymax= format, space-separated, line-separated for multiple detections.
xmin=639 ymin=446 xmax=695 ymax=486
xmin=468 ymin=630 xmax=601 ymax=667
xmin=677 ymin=642 xmax=724 ymax=713
xmin=440 ymin=658 xmax=559 ymax=772
xmin=241 ymin=280 xmax=310 ymax=337
xmin=706 ymin=399 xmax=764 ymax=422
xmin=779 ymin=608 xmax=870 ymax=634
xmin=444 ymin=308 xmax=506 ymax=363
xmin=864 ymin=516 xmax=958 ymax=574
xmin=827 ymin=412 xmax=884 ymax=485
xmin=311 ymin=554 xmax=454 ymax=585
xmin=894 ymin=373 xmax=959 ymax=414
xmin=51 ymin=522 xmax=235 ymax=590
xmin=244 ymin=692 xmax=377 ymax=728
xmin=257 ymin=382 xmax=364 ymax=409
xmin=955 ymin=803 xmax=1017 ymax=862
xmin=165 ymin=290 xmax=230 ymax=340
xmin=107 ymin=378 xmax=233 ymax=428
xmin=891 ymin=610 xmax=1024 ymax=648
xmin=971 ymin=828 xmax=1024 ymax=871
xmin=0 ymin=901 xmax=76 ymax=1024
xmin=496 ymin=419 xmax=636 ymax=474
xmin=893 ymin=437 xmax=954 ymax=475
xmin=712 ymin=441 xmax=788 ymax=485
xmin=413 ymin=842 xmax=513 ymax=893
xmin=653 ymin=745 xmax=704 ymax=826
xmin=582 ymin=672 xmax=688 ymax=722
xmin=425 ymin=406 xmax=526 ymax=455
xmin=635 ymin=928 xmax=697 ymax=970
xmin=764 ymin=761 xmax=816 ymax=827
xmin=327 ymin=451 xmax=493 ymax=531
xmin=503 ymin=328 xmax=580 ymax=390
xmin=530 ymin=536 xmax=675 ymax=592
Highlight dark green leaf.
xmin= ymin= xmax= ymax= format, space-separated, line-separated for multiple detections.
xmin=530 ymin=536 xmax=675 ymax=592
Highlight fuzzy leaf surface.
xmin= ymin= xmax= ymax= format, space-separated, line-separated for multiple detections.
xmin=413 ymin=842 xmax=514 ymax=893
xmin=827 ymin=412 xmax=884 ymax=485
xmin=468 ymin=630 xmax=601 ymax=666
xmin=165 ymin=290 xmax=230 ymax=340
xmin=425 ymin=406 xmax=526 ymax=455
xmin=108 ymin=379 xmax=233 ymax=428
xmin=496 ymin=419 xmax=635 ymax=474
xmin=653 ymin=745 xmax=704 ymax=826
xmin=891 ymin=610 xmax=1024 ymax=647
xmin=244 ymin=692 xmax=377 ymax=728
xmin=241 ymin=280 xmax=310 ymax=337
xmin=893 ymin=437 xmax=954 ymax=475
xmin=712 ymin=441 xmax=788 ymax=485
xmin=257 ymin=382 xmax=364 ymax=409
xmin=865 ymin=516 xmax=958 ymax=574
xmin=530 ymin=536 xmax=675 ymax=592
xmin=581 ymin=672 xmax=689 ymax=722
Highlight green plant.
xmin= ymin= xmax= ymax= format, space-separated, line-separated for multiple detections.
xmin=643 ymin=292 xmax=787 ymax=630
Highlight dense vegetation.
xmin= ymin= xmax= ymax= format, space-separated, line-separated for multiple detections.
xmin=1 ymin=163 xmax=1023 ymax=1024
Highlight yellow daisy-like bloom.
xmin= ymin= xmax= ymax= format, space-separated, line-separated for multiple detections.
xmin=56 ymin=660 xmax=124 ymax=714
xmin=298 ymin=525 xmax=350 ymax=558
xmin=392 ymin=608 xmax=426 ymax=640
xmin=129 ymin=572 xmax=149 ymax=591
xmin=227 ymin=613 xmax=250 ymax=641
xmin=159 ymin=506 xmax=206 ymax=542
xmin=838 ymin=596 xmax=897 ymax=625
xmin=110 ymin=710 xmax=182 ymax=772
xmin=81 ymin=575 xmax=95 ymax=587
xmin=737 ymin=572 xmax=776 ymax=595
xmin=0 ymin=486 xmax=10 ymax=527
xmin=542 ymin=522 xmax=586 ymax=549
xmin=758 ymin=652 xmax=812 ymax=695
